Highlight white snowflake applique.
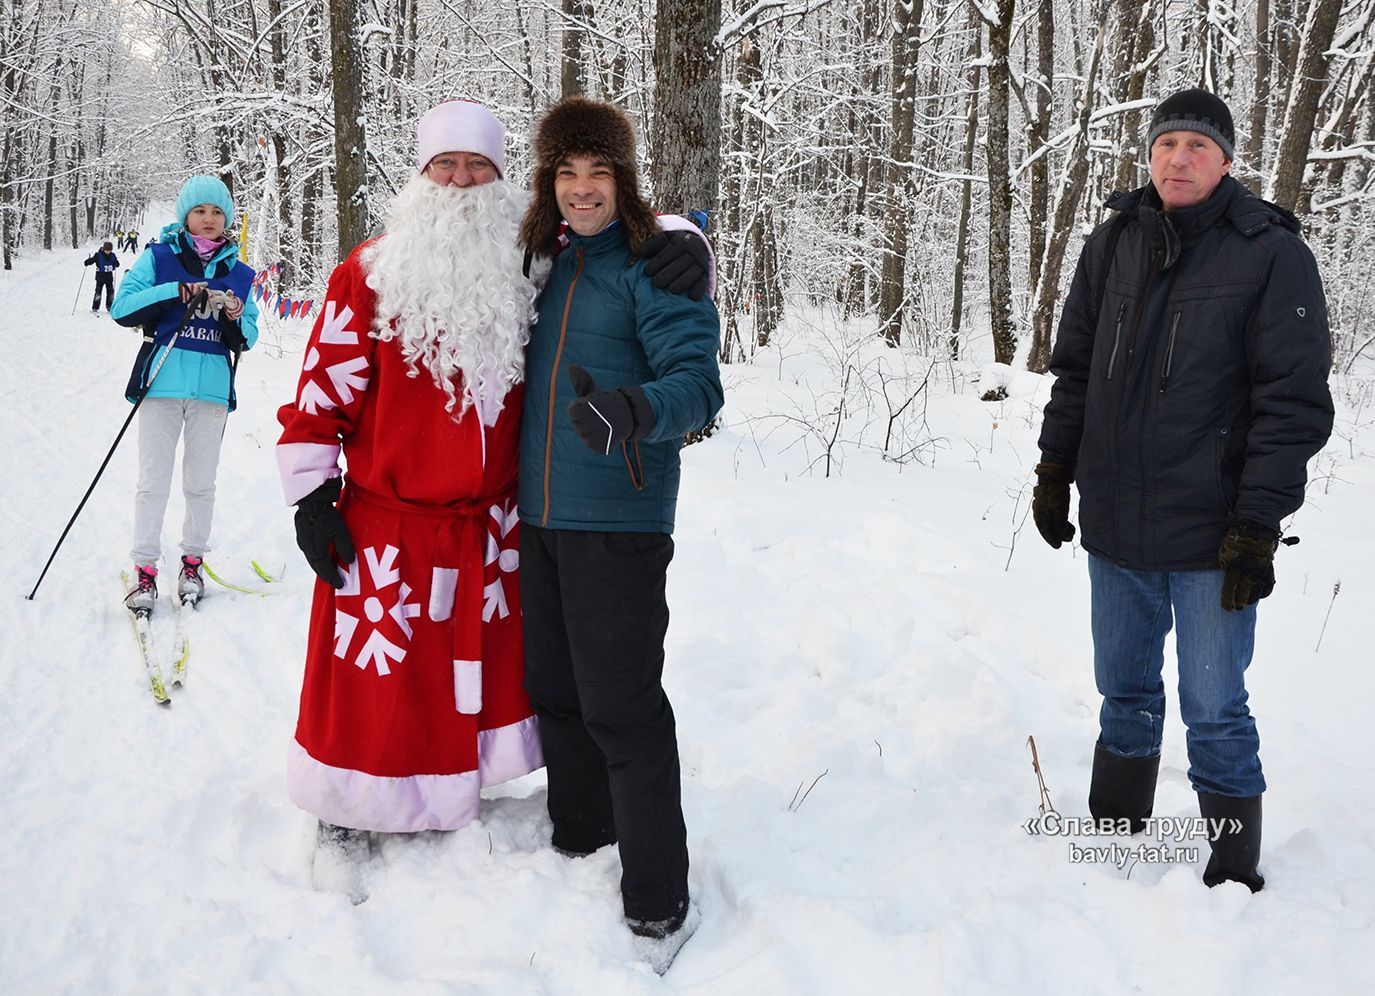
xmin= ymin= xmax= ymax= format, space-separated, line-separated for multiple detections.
xmin=483 ymin=499 xmax=520 ymax=621
xmin=298 ymin=300 xmax=369 ymax=412
xmin=333 ymin=544 xmax=420 ymax=676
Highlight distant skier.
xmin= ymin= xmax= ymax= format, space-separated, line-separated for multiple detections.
xmin=110 ymin=176 xmax=259 ymax=610
xmin=125 ymin=229 xmax=139 ymax=253
xmin=84 ymin=242 xmax=120 ymax=313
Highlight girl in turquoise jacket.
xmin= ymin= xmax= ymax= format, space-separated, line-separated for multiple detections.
xmin=111 ymin=175 xmax=259 ymax=609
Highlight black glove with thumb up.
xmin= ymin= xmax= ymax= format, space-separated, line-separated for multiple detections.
xmin=565 ymin=364 xmax=656 ymax=455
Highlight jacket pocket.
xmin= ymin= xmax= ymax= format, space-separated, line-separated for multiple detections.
xmin=1214 ymin=427 xmax=1231 ymax=512
xmin=621 ymin=442 xmax=646 ymax=492
xmin=1105 ymin=302 xmax=1127 ymax=381
xmin=1157 ymin=312 xmax=1181 ymax=393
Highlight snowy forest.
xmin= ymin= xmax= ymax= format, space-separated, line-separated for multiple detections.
xmin=3 ymin=0 xmax=1374 ymax=371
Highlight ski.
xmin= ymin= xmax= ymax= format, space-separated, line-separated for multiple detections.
xmin=169 ymin=594 xmax=195 ymax=686
xmin=121 ymin=572 xmax=170 ymax=706
xmin=251 ymin=560 xmax=283 ymax=583
xmin=203 ymin=560 xmax=272 ymax=596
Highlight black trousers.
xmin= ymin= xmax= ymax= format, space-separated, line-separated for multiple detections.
xmin=520 ymin=524 xmax=689 ymax=922
xmin=92 ymin=273 xmax=114 ymax=310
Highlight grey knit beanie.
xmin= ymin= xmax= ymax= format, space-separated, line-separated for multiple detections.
xmin=1149 ymin=88 xmax=1235 ymax=160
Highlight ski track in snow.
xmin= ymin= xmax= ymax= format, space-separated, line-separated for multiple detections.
xmin=2 ymin=241 xmax=1374 ymax=993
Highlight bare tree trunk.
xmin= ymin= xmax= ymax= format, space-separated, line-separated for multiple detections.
xmin=68 ymin=136 xmax=79 ymax=249
xmin=843 ymin=0 xmax=883 ymax=318
xmin=1109 ymin=0 xmax=1155 ymax=197
xmin=42 ymin=52 xmax=62 ymax=252
xmin=738 ymin=38 xmax=781 ymax=347
xmin=331 ymin=0 xmax=371 ymax=258
xmin=950 ymin=15 xmax=982 ymax=359
xmin=1027 ymin=4 xmax=1108 ymax=374
xmin=1027 ymin=0 xmax=1053 ymax=293
xmin=1273 ymin=0 xmax=1299 ymax=106
xmin=561 ymin=0 xmax=592 ymax=97
xmin=878 ymin=0 xmax=923 ymax=346
xmin=1243 ymin=0 xmax=1270 ymax=193
xmin=650 ymin=0 xmax=722 ymax=215
xmin=984 ymin=0 xmax=1017 ymax=365
xmin=267 ymin=0 xmax=295 ymax=285
xmin=1267 ymin=0 xmax=1343 ymax=213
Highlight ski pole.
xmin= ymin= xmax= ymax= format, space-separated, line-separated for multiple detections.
xmin=27 ymin=292 xmax=209 ymax=600
xmin=71 ymin=266 xmax=88 ymax=316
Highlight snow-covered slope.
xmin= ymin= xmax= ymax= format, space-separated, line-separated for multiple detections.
xmin=2 ymin=247 xmax=1372 ymax=993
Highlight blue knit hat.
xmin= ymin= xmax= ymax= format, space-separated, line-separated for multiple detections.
xmin=174 ymin=175 xmax=235 ymax=228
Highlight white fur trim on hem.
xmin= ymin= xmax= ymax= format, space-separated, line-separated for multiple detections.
xmin=288 ymin=716 xmax=544 ymax=832
xmin=277 ymin=441 xmax=342 ymax=505
xmin=479 ymin=715 xmax=545 ymax=785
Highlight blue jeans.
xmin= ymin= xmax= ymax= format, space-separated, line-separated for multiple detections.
xmin=1088 ymin=554 xmax=1265 ymax=798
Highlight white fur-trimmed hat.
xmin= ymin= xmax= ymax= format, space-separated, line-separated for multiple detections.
xmin=417 ymin=100 xmax=506 ymax=176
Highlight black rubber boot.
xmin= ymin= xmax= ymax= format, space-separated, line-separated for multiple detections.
xmin=1088 ymin=743 xmax=1161 ymax=834
xmin=1198 ymin=792 xmax=1264 ymax=893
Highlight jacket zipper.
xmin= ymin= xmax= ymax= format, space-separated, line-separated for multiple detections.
xmin=1157 ymin=312 xmax=1181 ymax=393
xmin=1123 ymin=250 xmax=1163 ymax=379
xmin=541 ymin=246 xmax=585 ymax=528
xmin=1106 ymin=303 xmax=1127 ymax=381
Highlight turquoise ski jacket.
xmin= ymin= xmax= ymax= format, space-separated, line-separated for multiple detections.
xmin=111 ymin=224 xmax=259 ymax=410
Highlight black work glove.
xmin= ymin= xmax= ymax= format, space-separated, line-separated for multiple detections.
xmin=639 ymin=230 xmax=711 ymax=300
xmin=1032 ymin=461 xmax=1077 ymax=549
xmin=566 ymin=364 xmax=656 ymax=455
xmin=294 ymin=478 xmax=355 ymax=589
xmin=1219 ymin=517 xmax=1278 ymax=611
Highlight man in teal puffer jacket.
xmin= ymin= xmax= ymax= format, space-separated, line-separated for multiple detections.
xmin=517 ymin=96 xmax=722 ymax=973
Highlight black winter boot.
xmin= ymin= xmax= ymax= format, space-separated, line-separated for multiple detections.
xmin=1198 ymin=792 xmax=1264 ymax=893
xmin=1088 ymin=743 xmax=1161 ymax=834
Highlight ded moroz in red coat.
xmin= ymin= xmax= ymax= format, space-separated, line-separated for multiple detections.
xmin=276 ymin=240 xmax=542 ymax=832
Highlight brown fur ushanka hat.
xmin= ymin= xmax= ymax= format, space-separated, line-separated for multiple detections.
xmin=518 ymin=96 xmax=659 ymax=257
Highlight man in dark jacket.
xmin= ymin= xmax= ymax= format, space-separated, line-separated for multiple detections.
xmin=517 ymin=96 xmax=723 ymax=973
xmin=1033 ymin=88 xmax=1333 ymax=892
xmin=84 ymin=241 xmax=120 ymax=312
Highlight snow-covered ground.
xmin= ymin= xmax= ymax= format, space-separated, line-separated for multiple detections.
xmin=2 ymin=241 xmax=1373 ymax=994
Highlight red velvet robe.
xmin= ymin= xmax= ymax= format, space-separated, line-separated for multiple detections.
xmin=276 ymin=242 xmax=541 ymax=832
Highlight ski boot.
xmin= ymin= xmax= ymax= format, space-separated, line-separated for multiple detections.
xmin=124 ymin=564 xmax=159 ymax=613
xmin=177 ymin=555 xmax=205 ymax=605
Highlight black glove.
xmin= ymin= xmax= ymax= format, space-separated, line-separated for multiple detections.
xmin=639 ymin=230 xmax=711 ymax=300
xmin=220 ymin=321 xmax=246 ymax=353
xmin=1219 ymin=517 xmax=1278 ymax=611
xmin=294 ymin=478 xmax=355 ymax=589
xmin=566 ymin=364 xmax=656 ymax=455
xmin=1032 ymin=461 xmax=1076 ymax=549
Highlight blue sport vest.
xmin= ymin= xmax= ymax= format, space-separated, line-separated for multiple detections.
xmin=148 ymin=242 xmax=254 ymax=356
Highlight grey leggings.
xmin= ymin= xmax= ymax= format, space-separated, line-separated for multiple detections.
xmin=131 ymin=397 xmax=228 ymax=565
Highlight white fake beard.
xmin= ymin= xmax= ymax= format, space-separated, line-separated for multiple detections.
xmin=361 ymin=175 xmax=544 ymax=421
